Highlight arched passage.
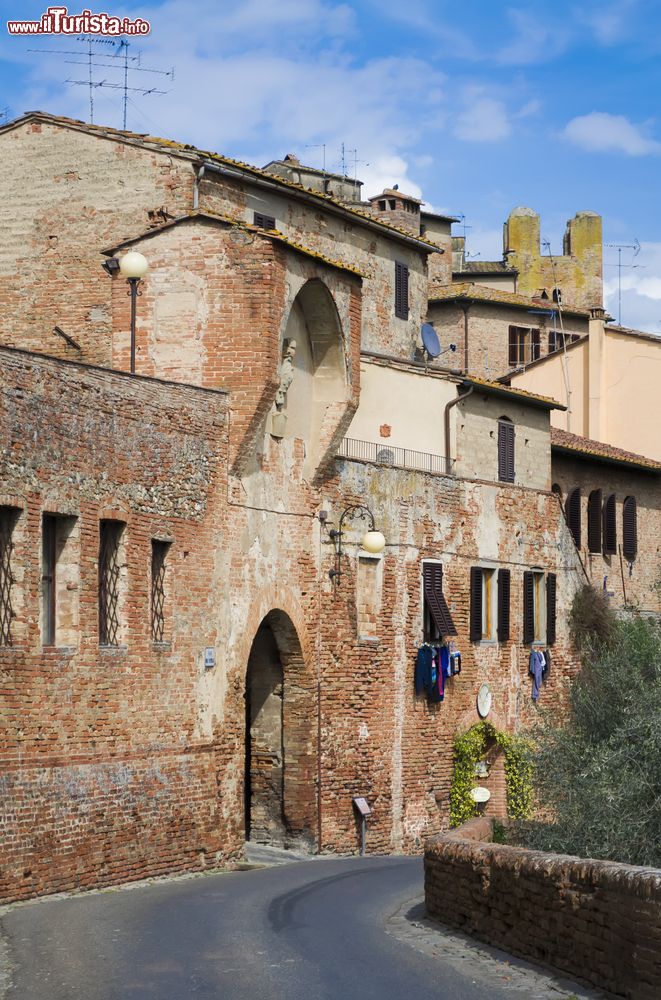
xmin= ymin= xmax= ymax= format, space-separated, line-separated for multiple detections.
xmin=244 ymin=609 xmax=316 ymax=849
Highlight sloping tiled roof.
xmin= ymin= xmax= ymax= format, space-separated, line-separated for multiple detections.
xmin=453 ymin=261 xmax=517 ymax=275
xmin=551 ymin=427 xmax=661 ymax=472
xmin=429 ymin=281 xmax=591 ymax=318
xmin=605 ymin=324 xmax=661 ymax=346
xmin=2 ymin=111 xmax=438 ymax=253
xmin=103 ymin=211 xmax=364 ymax=277
xmin=462 ymin=376 xmax=565 ymax=410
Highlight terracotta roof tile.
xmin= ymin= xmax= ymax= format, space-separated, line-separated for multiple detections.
xmin=453 ymin=261 xmax=517 ymax=275
xmin=429 ymin=281 xmax=591 ymax=317
xmin=462 ymin=375 xmax=565 ymax=410
xmin=551 ymin=428 xmax=661 ymax=471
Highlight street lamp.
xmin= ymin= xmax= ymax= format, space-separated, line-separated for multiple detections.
xmin=327 ymin=504 xmax=386 ymax=583
xmin=118 ymin=251 xmax=149 ymax=373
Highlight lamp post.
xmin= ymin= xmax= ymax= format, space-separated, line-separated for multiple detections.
xmin=328 ymin=504 xmax=386 ymax=583
xmin=118 ymin=251 xmax=149 ymax=373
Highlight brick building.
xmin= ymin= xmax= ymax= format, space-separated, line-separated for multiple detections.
xmin=0 ymin=112 xmax=659 ymax=903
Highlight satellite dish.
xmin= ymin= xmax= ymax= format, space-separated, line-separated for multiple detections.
xmin=421 ymin=323 xmax=441 ymax=359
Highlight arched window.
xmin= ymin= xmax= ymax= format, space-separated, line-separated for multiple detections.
xmin=587 ymin=489 xmax=602 ymax=553
xmin=565 ymin=487 xmax=581 ymax=548
xmin=623 ymin=496 xmax=637 ymax=561
xmin=498 ymin=417 xmax=515 ymax=482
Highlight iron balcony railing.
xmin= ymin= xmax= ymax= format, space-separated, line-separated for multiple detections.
xmin=337 ymin=437 xmax=454 ymax=476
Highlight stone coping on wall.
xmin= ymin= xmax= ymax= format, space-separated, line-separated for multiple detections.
xmin=424 ymin=819 xmax=661 ymax=1000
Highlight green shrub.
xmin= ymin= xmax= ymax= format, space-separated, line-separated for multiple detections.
xmin=449 ymin=721 xmax=533 ymax=827
xmin=568 ymin=583 xmax=616 ymax=652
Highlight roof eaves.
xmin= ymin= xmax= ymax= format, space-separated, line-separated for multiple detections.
xmin=461 ymin=376 xmax=566 ymax=410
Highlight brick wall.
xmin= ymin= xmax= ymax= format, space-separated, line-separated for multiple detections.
xmin=425 ymin=819 xmax=661 ymax=999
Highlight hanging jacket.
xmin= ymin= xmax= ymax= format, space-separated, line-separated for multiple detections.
xmin=415 ymin=646 xmax=433 ymax=695
xmin=529 ymin=649 xmax=545 ymax=701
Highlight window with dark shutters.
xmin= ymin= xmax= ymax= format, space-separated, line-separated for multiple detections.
xmin=522 ymin=571 xmax=535 ymax=645
xmin=497 ymin=569 xmax=510 ymax=643
xmin=565 ymin=487 xmax=581 ymax=548
xmin=546 ymin=573 xmax=557 ymax=645
xmin=603 ymin=493 xmax=617 ymax=555
xmin=394 ymin=261 xmax=409 ymax=319
xmin=498 ymin=418 xmax=515 ymax=482
xmin=470 ymin=566 xmax=483 ymax=642
xmin=423 ymin=562 xmax=457 ymax=638
xmin=253 ymin=212 xmax=276 ymax=229
xmin=622 ymin=496 xmax=637 ymax=561
xmin=587 ymin=489 xmax=602 ymax=553
xmin=531 ymin=328 xmax=541 ymax=361
xmin=508 ymin=326 xmax=519 ymax=367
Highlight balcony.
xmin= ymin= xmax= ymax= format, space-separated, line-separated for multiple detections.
xmin=337 ymin=437 xmax=454 ymax=476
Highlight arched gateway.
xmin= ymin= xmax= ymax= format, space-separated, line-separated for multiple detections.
xmin=244 ymin=610 xmax=317 ymax=849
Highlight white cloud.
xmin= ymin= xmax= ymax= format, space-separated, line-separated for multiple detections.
xmin=578 ymin=0 xmax=640 ymax=45
xmin=454 ymin=95 xmax=511 ymax=143
xmin=562 ymin=112 xmax=661 ymax=155
xmin=496 ymin=9 xmax=571 ymax=65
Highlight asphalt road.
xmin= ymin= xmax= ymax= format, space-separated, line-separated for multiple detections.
xmin=0 ymin=855 xmax=581 ymax=1000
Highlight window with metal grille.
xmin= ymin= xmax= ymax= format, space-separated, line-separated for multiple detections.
xmin=99 ymin=520 xmax=124 ymax=646
xmin=587 ymin=489 xmax=602 ymax=552
xmin=42 ymin=514 xmax=57 ymax=646
xmin=565 ymin=487 xmax=581 ymax=548
xmin=0 ymin=507 xmax=18 ymax=646
xmin=498 ymin=417 xmax=515 ymax=482
xmin=622 ymin=496 xmax=637 ymax=562
xmin=394 ymin=261 xmax=409 ymax=319
xmin=151 ymin=540 xmax=170 ymax=642
xmin=603 ymin=493 xmax=617 ymax=555
xmin=422 ymin=562 xmax=457 ymax=641
xmin=253 ymin=211 xmax=276 ymax=230
xmin=508 ymin=326 xmax=540 ymax=367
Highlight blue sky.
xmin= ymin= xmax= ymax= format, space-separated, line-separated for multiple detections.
xmin=2 ymin=0 xmax=661 ymax=331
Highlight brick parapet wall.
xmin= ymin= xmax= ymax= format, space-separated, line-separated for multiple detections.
xmin=425 ymin=821 xmax=661 ymax=999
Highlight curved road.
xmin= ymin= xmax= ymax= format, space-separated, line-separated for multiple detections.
xmin=0 ymin=856 xmax=585 ymax=1000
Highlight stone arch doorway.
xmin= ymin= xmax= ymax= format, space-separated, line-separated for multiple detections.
xmin=244 ymin=609 xmax=316 ymax=849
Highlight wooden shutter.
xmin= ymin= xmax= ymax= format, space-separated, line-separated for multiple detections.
xmin=522 ymin=571 xmax=534 ymax=645
xmin=395 ymin=262 xmax=409 ymax=319
xmin=470 ymin=567 xmax=483 ymax=642
xmin=531 ymin=328 xmax=541 ymax=361
xmin=423 ymin=563 xmax=457 ymax=636
xmin=498 ymin=420 xmax=515 ymax=482
xmin=546 ymin=573 xmax=557 ymax=646
xmin=508 ymin=327 xmax=518 ymax=367
xmin=497 ymin=569 xmax=510 ymax=643
xmin=565 ymin=487 xmax=581 ymax=548
xmin=622 ymin=496 xmax=637 ymax=561
xmin=587 ymin=489 xmax=602 ymax=553
xmin=603 ymin=493 xmax=617 ymax=555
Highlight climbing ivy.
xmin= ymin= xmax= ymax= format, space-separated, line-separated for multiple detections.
xmin=449 ymin=720 xmax=534 ymax=827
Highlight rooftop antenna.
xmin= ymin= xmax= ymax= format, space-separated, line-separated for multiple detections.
xmin=30 ymin=35 xmax=174 ymax=129
xmin=605 ymin=240 xmax=641 ymax=325
xmin=346 ymin=147 xmax=369 ymax=183
xmin=0 ymin=107 xmax=14 ymax=125
xmin=304 ymin=143 xmax=326 ymax=172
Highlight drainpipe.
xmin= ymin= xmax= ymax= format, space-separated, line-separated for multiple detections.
xmin=193 ymin=163 xmax=205 ymax=210
xmin=444 ymin=384 xmax=474 ymax=472
xmin=461 ymin=302 xmax=470 ymax=373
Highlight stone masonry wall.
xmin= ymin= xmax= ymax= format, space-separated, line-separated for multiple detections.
xmin=425 ymin=818 xmax=661 ymax=999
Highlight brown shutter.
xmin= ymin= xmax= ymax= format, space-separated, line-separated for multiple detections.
xmin=395 ymin=262 xmax=409 ymax=319
xmin=565 ymin=487 xmax=581 ymax=548
xmin=546 ymin=573 xmax=557 ymax=646
xmin=587 ymin=489 xmax=602 ymax=553
xmin=531 ymin=328 xmax=541 ymax=361
xmin=622 ymin=496 xmax=637 ymax=561
xmin=508 ymin=327 xmax=518 ymax=367
xmin=523 ymin=571 xmax=534 ymax=644
xmin=498 ymin=420 xmax=515 ymax=482
xmin=497 ymin=569 xmax=510 ymax=643
xmin=423 ymin=563 xmax=457 ymax=636
xmin=470 ymin=567 xmax=483 ymax=642
xmin=603 ymin=493 xmax=617 ymax=555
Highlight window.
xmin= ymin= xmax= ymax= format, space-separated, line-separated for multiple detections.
xmin=151 ymin=540 xmax=171 ymax=642
xmin=603 ymin=493 xmax=617 ymax=555
xmin=587 ymin=489 xmax=602 ymax=553
xmin=498 ymin=417 xmax=515 ymax=482
xmin=622 ymin=496 xmax=637 ymax=562
xmin=549 ymin=330 xmax=580 ymax=354
xmin=253 ymin=212 xmax=276 ymax=229
xmin=565 ymin=487 xmax=581 ymax=548
xmin=0 ymin=507 xmax=18 ymax=647
xmin=378 ymin=200 xmax=386 ymax=211
xmin=508 ymin=326 xmax=540 ymax=367
xmin=394 ymin=261 xmax=409 ymax=319
xmin=470 ymin=566 xmax=508 ymax=642
xmin=41 ymin=513 xmax=79 ymax=647
xmin=423 ymin=562 xmax=457 ymax=642
xmin=523 ymin=570 xmax=556 ymax=645
xmin=99 ymin=520 xmax=125 ymax=646
xmin=552 ymin=288 xmax=562 ymax=304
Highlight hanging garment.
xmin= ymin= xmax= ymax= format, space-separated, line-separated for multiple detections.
xmin=440 ymin=645 xmax=452 ymax=680
xmin=450 ymin=651 xmax=462 ymax=676
xmin=542 ymin=648 xmax=551 ymax=681
xmin=415 ymin=646 xmax=433 ymax=695
xmin=529 ymin=649 xmax=545 ymax=701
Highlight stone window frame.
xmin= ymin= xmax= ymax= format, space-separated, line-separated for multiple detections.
xmin=41 ymin=511 xmax=80 ymax=649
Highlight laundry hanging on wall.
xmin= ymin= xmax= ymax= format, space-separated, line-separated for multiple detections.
xmin=529 ymin=648 xmax=551 ymax=701
xmin=415 ymin=642 xmax=461 ymax=704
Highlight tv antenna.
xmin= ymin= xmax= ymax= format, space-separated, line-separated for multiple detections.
xmin=0 ymin=107 xmax=14 ymax=125
xmin=304 ymin=143 xmax=326 ymax=172
xmin=29 ymin=35 xmax=174 ymax=130
xmin=605 ymin=240 xmax=641 ymax=325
